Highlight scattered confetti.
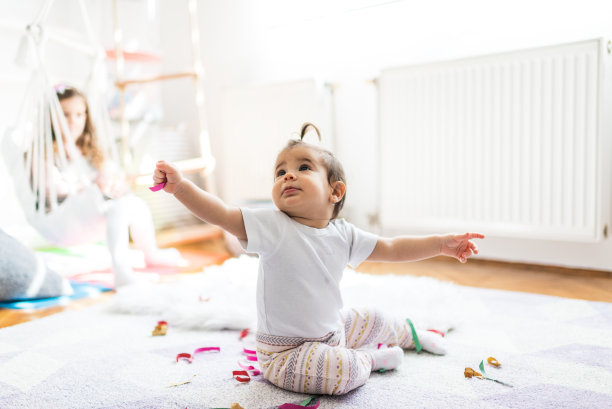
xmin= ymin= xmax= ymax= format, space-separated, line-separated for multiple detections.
xmin=464 ymin=357 xmax=512 ymax=387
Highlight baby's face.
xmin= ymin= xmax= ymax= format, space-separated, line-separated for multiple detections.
xmin=60 ymin=96 xmax=87 ymax=142
xmin=272 ymin=145 xmax=334 ymax=221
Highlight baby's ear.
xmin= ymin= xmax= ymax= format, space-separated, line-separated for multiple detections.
xmin=330 ymin=181 xmax=346 ymax=203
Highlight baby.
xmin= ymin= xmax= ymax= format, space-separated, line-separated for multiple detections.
xmin=153 ymin=123 xmax=483 ymax=395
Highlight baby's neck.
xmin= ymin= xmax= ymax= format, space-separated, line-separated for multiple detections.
xmin=288 ymin=215 xmax=331 ymax=229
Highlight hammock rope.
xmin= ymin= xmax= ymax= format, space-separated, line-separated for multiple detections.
xmin=2 ymin=0 xmax=118 ymax=243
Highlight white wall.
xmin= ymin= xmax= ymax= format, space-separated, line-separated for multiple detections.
xmin=196 ymin=0 xmax=612 ymax=271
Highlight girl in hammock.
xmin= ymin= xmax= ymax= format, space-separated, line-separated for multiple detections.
xmin=53 ymin=85 xmax=181 ymax=287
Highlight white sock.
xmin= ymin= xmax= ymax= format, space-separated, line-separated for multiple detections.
xmin=144 ymin=248 xmax=182 ymax=267
xmin=416 ymin=330 xmax=447 ymax=355
xmin=370 ymin=346 xmax=404 ymax=371
xmin=113 ymin=265 xmax=136 ymax=288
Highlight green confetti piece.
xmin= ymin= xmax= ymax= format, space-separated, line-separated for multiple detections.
xmin=299 ymin=396 xmax=319 ymax=406
xmin=406 ymin=318 xmax=422 ymax=353
xmin=478 ymin=360 xmax=513 ymax=387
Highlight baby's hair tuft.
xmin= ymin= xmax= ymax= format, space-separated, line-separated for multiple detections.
xmin=300 ymin=122 xmax=321 ymax=142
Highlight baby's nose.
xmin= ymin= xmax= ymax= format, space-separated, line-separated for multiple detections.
xmin=284 ymin=172 xmax=295 ymax=181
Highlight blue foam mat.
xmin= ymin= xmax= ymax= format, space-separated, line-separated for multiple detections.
xmin=0 ymin=281 xmax=112 ymax=310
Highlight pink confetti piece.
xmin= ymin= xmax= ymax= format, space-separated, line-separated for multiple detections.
xmin=232 ymin=370 xmax=251 ymax=382
xmin=193 ymin=347 xmax=221 ymax=355
xmin=238 ymin=361 xmax=261 ymax=376
xmin=149 ymin=182 xmax=166 ymax=192
xmin=176 ymin=353 xmax=193 ymax=363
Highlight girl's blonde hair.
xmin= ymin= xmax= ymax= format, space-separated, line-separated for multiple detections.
xmin=55 ymin=86 xmax=106 ymax=170
xmin=281 ymin=123 xmax=346 ymax=219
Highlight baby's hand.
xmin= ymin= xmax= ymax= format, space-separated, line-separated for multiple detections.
xmin=440 ymin=232 xmax=484 ymax=263
xmin=154 ymin=160 xmax=183 ymax=194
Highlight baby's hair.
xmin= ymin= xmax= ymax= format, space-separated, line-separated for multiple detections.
xmin=55 ymin=85 xmax=105 ymax=170
xmin=282 ymin=123 xmax=346 ymax=219
xmin=300 ymin=122 xmax=321 ymax=141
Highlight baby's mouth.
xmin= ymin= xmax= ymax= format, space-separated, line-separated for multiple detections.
xmin=283 ymin=187 xmax=300 ymax=195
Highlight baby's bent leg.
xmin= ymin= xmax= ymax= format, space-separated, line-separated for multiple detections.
xmin=257 ymin=337 xmax=371 ymax=395
xmin=343 ymin=308 xmax=446 ymax=355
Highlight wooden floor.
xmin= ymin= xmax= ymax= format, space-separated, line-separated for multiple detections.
xmin=1 ymin=234 xmax=611 ymax=329
xmin=357 ymin=257 xmax=612 ymax=302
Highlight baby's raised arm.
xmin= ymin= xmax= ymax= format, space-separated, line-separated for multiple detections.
xmin=367 ymin=232 xmax=484 ymax=264
xmin=154 ymin=160 xmax=246 ymax=240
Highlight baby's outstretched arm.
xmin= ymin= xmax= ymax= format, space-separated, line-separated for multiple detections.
xmin=366 ymin=232 xmax=484 ymax=263
xmin=154 ymin=160 xmax=246 ymax=240
xmin=439 ymin=232 xmax=484 ymax=263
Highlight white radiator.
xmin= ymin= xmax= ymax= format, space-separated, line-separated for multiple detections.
xmin=379 ymin=39 xmax=611 ymax=242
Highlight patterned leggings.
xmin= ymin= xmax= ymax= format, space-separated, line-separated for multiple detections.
xmin=255 ymin=308 xmax=415 ymax=395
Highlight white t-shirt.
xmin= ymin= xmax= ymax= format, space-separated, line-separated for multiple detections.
xmin=240 ymin=207 xmax=378 ymax=338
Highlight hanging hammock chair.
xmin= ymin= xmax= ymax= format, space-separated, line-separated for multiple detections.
xmin=2 ymin=0 xmax=119 ymax=246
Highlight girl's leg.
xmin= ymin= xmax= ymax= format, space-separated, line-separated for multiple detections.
xmin=105 ymin=198 xmax=135 ymax=287
xmin=256 ymin=332 xmax=372 ymax=395
xmin=343 ymin=308 xmax=446 ymax=354
xmin=105 ymin=195 xmax=181 ymax=287
xmin=115 ymin=195 xmax=181 ymax=266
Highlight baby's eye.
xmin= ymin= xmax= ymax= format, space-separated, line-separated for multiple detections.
xmin=299 ymin=164 xmax=310 ymax=171
xmin=276 ymin=169 xmax=286 ymax=177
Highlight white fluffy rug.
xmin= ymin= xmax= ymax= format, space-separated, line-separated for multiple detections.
xmin=108 ymin=255 xmax=461 ymax=333
xmin=1 ymin=255 xmax=611 ymax=409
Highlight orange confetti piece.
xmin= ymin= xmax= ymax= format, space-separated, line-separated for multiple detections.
xmin=152 ymin=321 xmax=168 ymax=336
xmin=464 ymin=367 xmax=483 ymax=379
xmin=487 ymin=357 xmax=501 ymax=367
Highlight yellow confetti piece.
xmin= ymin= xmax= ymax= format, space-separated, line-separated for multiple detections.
xmin=167 ymin=380 xmax=190 ymax=388
xmin=167 ymin=374 xmax=196 ymax=388
xmin=487 ymin=357 xmax=501 ymax=367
